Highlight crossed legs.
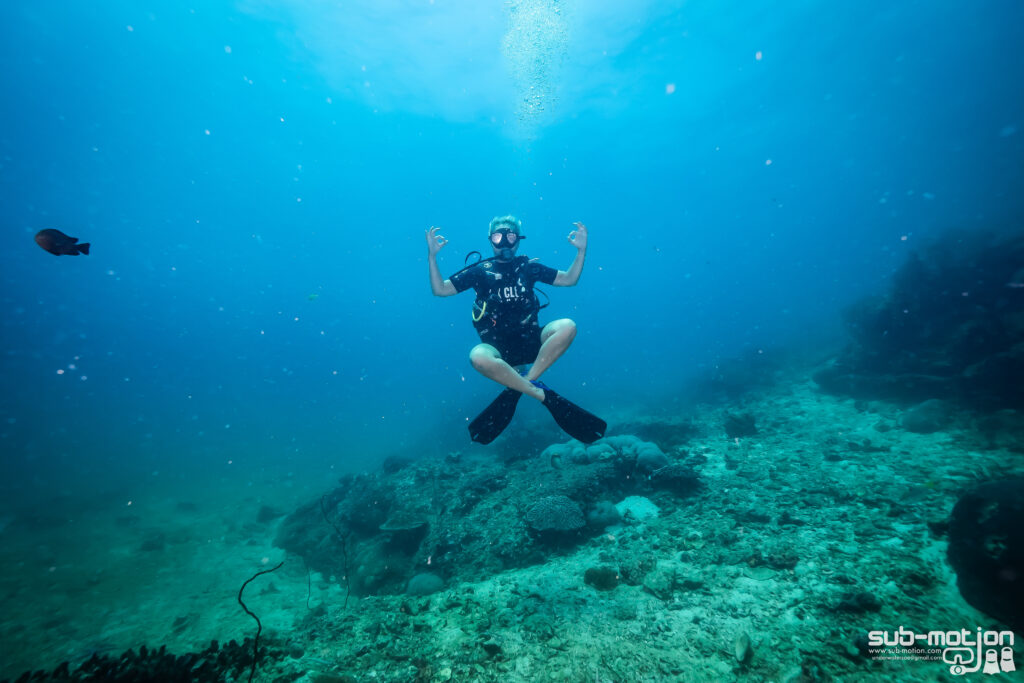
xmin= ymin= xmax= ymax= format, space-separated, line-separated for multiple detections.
xmin=468 ymin=319 xmax=577 ymax=402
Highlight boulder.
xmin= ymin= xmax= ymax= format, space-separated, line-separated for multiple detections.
xmin=947 ymin=479 xmax=1024 ymax=632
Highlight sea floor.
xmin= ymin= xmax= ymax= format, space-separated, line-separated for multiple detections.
xmin=1 ymin=374 xmax=1021 ymax=682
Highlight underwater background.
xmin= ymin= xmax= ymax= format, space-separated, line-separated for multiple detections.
xmin=1 ymin=0 xmax=1023 ymax=681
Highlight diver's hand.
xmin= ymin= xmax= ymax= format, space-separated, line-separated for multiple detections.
xmin=569 ymin=222 xmax=588 ymax=251
xmin=426 ymin=226 xmax=448 ymax=257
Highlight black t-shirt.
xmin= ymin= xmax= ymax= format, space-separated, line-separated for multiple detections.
xmin=450 ymin=256 xmax=557 ymax=330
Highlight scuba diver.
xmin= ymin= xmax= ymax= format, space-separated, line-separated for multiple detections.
xmin=426 ymin=215 xmax=606 ymax=444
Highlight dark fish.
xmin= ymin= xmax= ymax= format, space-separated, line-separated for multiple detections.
xmin=35 ymin=229 xmax=90 ymax=256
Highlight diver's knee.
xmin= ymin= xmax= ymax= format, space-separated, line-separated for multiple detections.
xmin=560 ymin=318 xmax=578 ymax=339
xmin=469 ymin=345 xmax=495 ymax=371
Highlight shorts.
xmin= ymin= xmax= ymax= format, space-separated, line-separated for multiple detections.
xmin=477 ymin=323 xmax=542 ymax=368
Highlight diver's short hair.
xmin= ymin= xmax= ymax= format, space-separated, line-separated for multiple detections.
xmin=488 ymin=215 xmax=522 ymax=235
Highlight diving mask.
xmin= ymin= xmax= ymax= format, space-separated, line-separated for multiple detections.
xmin=490 ymin=229 xmax=521 ymax=248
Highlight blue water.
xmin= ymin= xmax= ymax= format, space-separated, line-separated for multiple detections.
xmin=1 ymin=0 xmax=1022 ymax=503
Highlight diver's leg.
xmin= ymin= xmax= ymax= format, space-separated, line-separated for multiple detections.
xmin=524 ymin=319 xmax=577 ymax=381
xmin=470 ymin=344 xmax=544 ymax=401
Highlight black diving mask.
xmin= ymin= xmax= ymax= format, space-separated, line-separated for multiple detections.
xmin=490 ymin=228 xmax=524 ymax=260
xmin=489 ymin=229 xmax=522 ymax=248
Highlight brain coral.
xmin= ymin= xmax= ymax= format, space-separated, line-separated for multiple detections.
xmin=526 ymin=495 xmax=585 ymax=532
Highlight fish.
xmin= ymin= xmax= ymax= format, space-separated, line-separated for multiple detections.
xmin=35 ymin=229 xmax=90 ymax=256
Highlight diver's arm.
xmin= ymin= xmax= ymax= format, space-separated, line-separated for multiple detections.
xmin=426 ymin=226 xmax=457 ymax=296
xmin=429 ymin=256 xmax=457 ymax=296
xmin=553 ymin=221 xmax=588 ymax=287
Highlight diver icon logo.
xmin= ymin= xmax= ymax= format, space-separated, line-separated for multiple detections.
xmin=949 ymin=646 xmax=1015 ymax=676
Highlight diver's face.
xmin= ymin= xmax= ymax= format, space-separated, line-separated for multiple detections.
xmin=490 ymin=228 xmax=520 ymax=260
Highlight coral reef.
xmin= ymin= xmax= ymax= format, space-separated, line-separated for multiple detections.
xmin=815 ymin=228 xmax=1024 ymax=411
xmin=6 ymin=370 xmax=1024 ymax=682
xmin=5 ymin=638 xmax=286 ymax=683
xmin=275 ymin=434 xmax=703 ymax=598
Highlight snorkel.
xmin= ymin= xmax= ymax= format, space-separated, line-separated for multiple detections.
xmin=488 ymin=215 xmax=525 ymax=262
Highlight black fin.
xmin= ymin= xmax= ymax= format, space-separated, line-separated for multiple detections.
xmin=538 ymin=386 xmax=606 ymax=444
xmin=77 ymin=243 xmax=91 ymax=255
xmin=469 ymin=389 xmax=521 ymax=444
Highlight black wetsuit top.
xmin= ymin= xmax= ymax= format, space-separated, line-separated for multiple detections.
xmin=450 ymin=256 xmax=558 ymax=366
